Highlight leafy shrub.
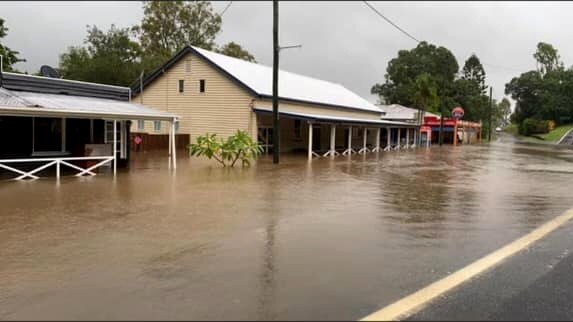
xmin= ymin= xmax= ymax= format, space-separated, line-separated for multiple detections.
xmin=519 ymin=118 xmax=550 ymax=136
xmin=188 ymin=130 xmax=263 ymax=167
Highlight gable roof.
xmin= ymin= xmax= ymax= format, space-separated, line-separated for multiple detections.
xmin=133 ymin=45 xmax=381 ymax=113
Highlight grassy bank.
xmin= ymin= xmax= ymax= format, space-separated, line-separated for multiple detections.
xmin=505 ymin=123 xmax=573 ymax=144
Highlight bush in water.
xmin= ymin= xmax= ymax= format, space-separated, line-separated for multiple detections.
xmin=188 ymin=130 xmax=263 ymax=167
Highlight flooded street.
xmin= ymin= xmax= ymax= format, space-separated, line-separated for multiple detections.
xmin=2 ymin=135 xmax=573 ymax=320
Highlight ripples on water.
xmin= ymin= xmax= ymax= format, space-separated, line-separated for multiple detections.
xmin=1 ymin=135 xmax=573 ymax=320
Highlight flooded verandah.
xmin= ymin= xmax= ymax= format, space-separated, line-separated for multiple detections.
xmin=254 ymin=107 xmax=422 ymax=160
xmin=0 ymin=73 xmax=178 ymax=180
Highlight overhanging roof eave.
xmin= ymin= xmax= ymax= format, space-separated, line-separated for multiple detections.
xmin=0 ymin=106 xmax=178 ymax=121
xmin=253 ymin=107 xmax=417 ymax=127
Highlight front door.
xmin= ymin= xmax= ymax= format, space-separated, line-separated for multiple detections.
xmin=312 ymin=127 xmax=321 ymax=152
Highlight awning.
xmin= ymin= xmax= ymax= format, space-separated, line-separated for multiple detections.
xmin=0 ymin=87 xmax=177 ymax=121
xmin=253 ymin=106 xmax=417 ymax=127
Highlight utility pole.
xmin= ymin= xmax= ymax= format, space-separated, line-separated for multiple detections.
xmin=272 ymin=0 xmax=280 ymax=164
xmin=488 ymin=86 xmax=493 ymax=142
xmin=439 ymin=81 xmax=445 ymax=146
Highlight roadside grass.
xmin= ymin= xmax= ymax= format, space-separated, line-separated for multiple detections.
xmin=542 ymin=124 xmax=573 ymax=142
xmin=506 ymin=123 xmax=573 ymax=144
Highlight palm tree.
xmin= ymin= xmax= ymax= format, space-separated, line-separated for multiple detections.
xmin=413 ymin=73 xmax=440 ymax=144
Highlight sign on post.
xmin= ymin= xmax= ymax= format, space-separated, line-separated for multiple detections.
xmin=452 ymin=107 xmax=465 ymax=120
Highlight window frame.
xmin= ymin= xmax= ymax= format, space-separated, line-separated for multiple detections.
xmin=199 ymin=79 xmax=206 ymax=93
xmin=154 ymin=121 xmax=161 ymax=132
xmin=178 ymin=80 xmax=185 ymax=93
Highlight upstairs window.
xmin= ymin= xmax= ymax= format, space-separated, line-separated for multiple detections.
xmin=178 ymin=80 xmax=185 ymax=93
xmin=199 ymin=79 xmax=206 ymax=93
xmin=154 ymin=121 xmax=161 ymax=132
xmin=185 ymin=59 xmax=191 ymax=73
xmin=137 ymin=120 xmax=145 ymax=131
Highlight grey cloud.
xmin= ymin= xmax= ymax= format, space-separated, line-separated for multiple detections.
xmin=3 ymin=1 xmax=572 ymax=105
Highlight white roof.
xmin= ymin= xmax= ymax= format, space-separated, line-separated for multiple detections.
xmin=253 ymin=106 xmax=416 ymax=127
xmin=381 ymin=104 xmax=438 ymax=120
xmin=193 ymin=46 xmax=381 ymax=113
xmin=0 ymin=88 xmax=177 ymax=121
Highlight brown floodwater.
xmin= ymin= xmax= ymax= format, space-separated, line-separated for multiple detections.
xmin=2 ymin=134 xmax=573 ymax=320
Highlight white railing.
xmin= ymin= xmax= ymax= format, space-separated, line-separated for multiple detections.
xmin=0 ymin=156 xmax=115 ymax=180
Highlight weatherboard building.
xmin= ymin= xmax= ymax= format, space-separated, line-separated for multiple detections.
xmin=131 ymin=46 xmax=420 ymax=159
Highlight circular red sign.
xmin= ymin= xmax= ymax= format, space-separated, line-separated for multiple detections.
xmin=452 ymin=107 xmax=465 ymax=119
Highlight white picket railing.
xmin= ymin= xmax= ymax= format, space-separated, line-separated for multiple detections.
xmin=0 ymin=156 xmax=115 ymax=180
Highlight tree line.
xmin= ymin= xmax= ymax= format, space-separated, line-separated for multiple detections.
xmin=506 ymin=42 xmax=573 ymax=135
xmin=0 ymin=1 xmax=256 ymax=87
xmin=371 ymin=41 xmax=511 ymax=134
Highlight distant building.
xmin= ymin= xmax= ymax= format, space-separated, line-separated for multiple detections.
xmin=380 ymin=104 xmax=439 ymax=123
xmin=131 ymin=46 xmax=418 ymax=159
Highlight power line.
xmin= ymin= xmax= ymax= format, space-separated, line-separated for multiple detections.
xmin=220 ymin=1 xmax=233 ymax=17
xmin=361 ymin=3 xmax=531 ymax=76
xmin=363 ymin=1 xmax=420 ymax=43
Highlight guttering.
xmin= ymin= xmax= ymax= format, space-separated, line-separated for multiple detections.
xmin=0 ymin=105 xmax=178 ymax=121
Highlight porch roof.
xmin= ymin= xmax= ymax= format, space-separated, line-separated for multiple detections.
xmin=253 ymin=106 xmax=417 ymax=127
xmin=0 ymin=87 xmax=177 ymax=121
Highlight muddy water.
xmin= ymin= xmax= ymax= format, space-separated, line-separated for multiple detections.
xmin=2 ymin=134 xmax=573 ymax=320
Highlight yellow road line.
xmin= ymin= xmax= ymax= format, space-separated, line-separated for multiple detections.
xmin=360 ymin=207 xmax=573 ymax=321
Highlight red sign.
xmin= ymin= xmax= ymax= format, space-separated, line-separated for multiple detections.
xmin=452 ymin=107 xmax=465 ymax=119
xmin=134 ymin=136 xmax=143 ymax=145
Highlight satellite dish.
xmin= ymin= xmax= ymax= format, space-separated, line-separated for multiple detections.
xmin=40 ymin=65 xmax=60 ymax=78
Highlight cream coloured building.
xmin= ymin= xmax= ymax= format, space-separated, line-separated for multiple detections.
xmin=131 ymin=46 xmax=417 ymax=158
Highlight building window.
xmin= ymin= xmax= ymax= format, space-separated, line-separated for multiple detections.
xmin=199 ymin=79 xmax=206 ymax=93
xmin=137 ymin=120 xmax=145 ymax=131
xmin=154 ymin=121 xmax=161 ymax=132
xmin=175 ymin=122 xmax=180 ymax=133
xmin=33 ymin=117 xmax=63 ymax=152
xmin=185 ymin=59 xmax=191 ymax=73
xmin=294 ymin=119 xmax=301 ymax=138
xmin=178 ymin=80 xmax=185 ymax=93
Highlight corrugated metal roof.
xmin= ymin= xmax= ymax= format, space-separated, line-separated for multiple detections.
xmin=0 ymin=88 xmax=29 ymax=108
xmin=0 ymin=87 xmax=177 ymax=121
xmin=253 ymin=106 xmax=416 ymax=127
xmin=193 ymin=46 xmax=381 ymax=113
xmin=133 ymin=45 xmax=382 ymax=114
xmin=1 ymin=72 xmax=130 ymax=101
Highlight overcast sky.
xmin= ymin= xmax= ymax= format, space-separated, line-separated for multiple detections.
xmin=3 ymin=1 xmax=573 ymax=106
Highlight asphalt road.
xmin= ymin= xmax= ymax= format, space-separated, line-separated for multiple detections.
xmin=408 ymin=220 xmax=573 ymax=321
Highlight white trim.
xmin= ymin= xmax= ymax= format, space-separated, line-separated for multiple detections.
xmin=0 ymin=156 xmax=114 ymax=181
xmin=0 ymin=105 xmax=177 ymax=121
xmin=253 ymin=106 xmax=416 ymax=127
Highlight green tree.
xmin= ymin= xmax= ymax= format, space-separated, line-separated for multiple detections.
xmin=371 ymin=41 xmax=459 ymax=107
xmin=461 ymin=54 xmax=486 ymax=94
xmin=216 ymin=41 xmax=256 ymax=62
xmin=59 ymin=25 xmax=142 ymax=86
xmin=413 ymin=73 xmax=440 ymax=128
xmin=135 ymin=0 xmax=222 ymax=72
xmin=533 ymin=42 xmax=563 ymax=76
xmin=0 ymin=18 xmax=25 ymax=72
xmin=505 ymin=70 xmax=544 ymax=124
xmin=497 ymin=97 xmax=512 ymax=126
